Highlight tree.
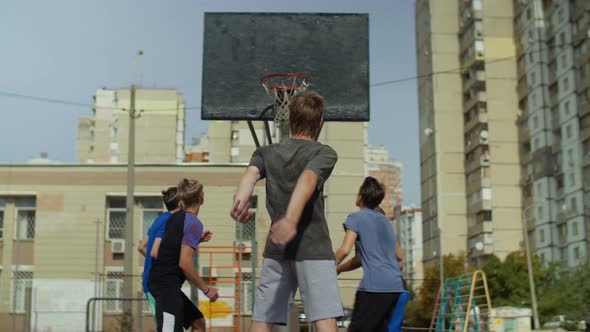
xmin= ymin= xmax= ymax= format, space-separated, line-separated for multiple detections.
xmin=405 ymin=253 xmax=470 ymax=327
xmin=482 ymin=252 xmax=545 ymax=308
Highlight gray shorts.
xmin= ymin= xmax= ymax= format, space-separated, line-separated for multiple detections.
xmin=252 ymin=258 xmax=343 ymax=325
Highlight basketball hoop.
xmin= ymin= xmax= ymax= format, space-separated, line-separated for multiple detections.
xmin=261 ymin=73 xmax=309 ymax=123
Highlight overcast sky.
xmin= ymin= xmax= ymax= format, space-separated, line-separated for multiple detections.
xmin=0 ymin=0 xmax=420 ymax=205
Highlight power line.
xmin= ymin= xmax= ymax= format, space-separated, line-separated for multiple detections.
xmin=0 ymin=42 xmax=580 ymax=108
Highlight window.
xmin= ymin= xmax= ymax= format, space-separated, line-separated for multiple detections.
xmin=560 ymin=32 xmax=565 ymax=46
xmin=12 ymin=271 xmax=32 ymax=313
xmin=533 ymin=115 xmax=538 ymax=129
xmin=570 ymin=196 xmax=577 ymax=212
xmin=105 ymin=271 xmax=123 ymax=312
xmin=537 ymin=206 xmax=544 ymax=220
xmin=564 ymin=101 xmax=570 ymax=115
xmin=568 ymin=149 xmax=574 ymax=165
xmin=539 ymin=228 xmax=545 ymax=243
xmin=15 ymin=197 xmax=35 ymax=240
xmin=572 ymin=222 xmax=579 ymax=236
xmin=140 ymin=198 xmax=163 ymax=237
xmin=237 ymin=271 xmax=254 ymax=314
xmin=526 ymin=8 xmax=532 ymax=20
xmin=529 ymin=51 xmax=534 ymax=64
xmin=235 ymin=196 xmax=257 ymax=241
xmin=574 ymin=246 xmax=580 ymax=259
xmin=566 ymin=125 xmax=572 ymax=139
xmin=0 ymin=198 xmax=4 ymax=239
xmin=563 ymin=78 xmax=569 ymax=92
xmin=530 ymin=72 xmax=536 ymax=86
xmin=107 ymin=198 xmax=126 ymax=240
xmin=558 ymin=8 xmax=564 ymax=22
xmin=561 ymin=54 xmax=567 ymax=69
xmin=531 ymin=92 xmax=537 ymax=107
xmin=111 ymin=126 xmax=118 ymax=138
xmin=569 ymin=173 xmax=576 ymax=187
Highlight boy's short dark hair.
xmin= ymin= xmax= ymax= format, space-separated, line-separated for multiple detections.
xmin=289 ymin=91 xmax=324 ymax=138
xmin=177 ymin=178 xmax=204 ymax=208
xmin=162 ymin=187 xmax=180 ymax=211
xmin=358 ymin=177 xmax=385 ymax=209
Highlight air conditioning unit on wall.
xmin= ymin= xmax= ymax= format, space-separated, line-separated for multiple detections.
xmin=234 ymin=241 xmax=253 ymax=254
xmin=111 ymin=239 xmax=125 ymax=254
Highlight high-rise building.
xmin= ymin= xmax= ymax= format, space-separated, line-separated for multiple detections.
xmin=365 ymin=145 xmax=403 ymax=219
xmin=514 ymin=0 xmax=589 ymax=267
xmin=77 ymin=88 xmax=185 ymax=163
xmin=416 ymin=0 xmax=523 ymax=266
xmin=394 ymin=206 xmax=424 ymax=292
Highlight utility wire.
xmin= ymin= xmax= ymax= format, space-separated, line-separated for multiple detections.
xmin=0 ymin=42 xmax=581 ymax=109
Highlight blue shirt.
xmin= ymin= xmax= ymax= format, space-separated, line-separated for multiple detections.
xmin=142 ymin=211 xmax=171 ymax=294
xmin=343 ymin=208 xmax=404 ymax=293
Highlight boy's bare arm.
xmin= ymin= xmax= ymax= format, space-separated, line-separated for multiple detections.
xmin=179 ymin=245 xmax=219 ymax=301
xmin=335 ymin=230 xmax=358 ymax=265
xmin=230 ymin=166 xmax=260 ymax=223
xmin=137 ymin=236 xmax=148 ymax=257
xmin=150 ymin=238 xmax=162 ymax=259
xmin=337 ymin=254 xmax=362 ymax=274
xmin=270 ymin=169 xmax=318 ymax=245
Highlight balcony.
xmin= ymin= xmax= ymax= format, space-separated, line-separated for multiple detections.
xmin=574 ymin=25 xmax=587 ymax=46
xmin=519 ymin=125 xmax=530 ymax=142
xmin=465 ymin=131 xmax=489 ymax=154
xmin=552 ymin=138 xmax=562 ymax=153
xmin=549 ymin=93 xmax=559 ymax=107
xmin=464 ymin=91 xmax=487 ymax=112
xmin=460 ymin=27 xmax=484 ymax=53
xmin=462 ymin=46 xmax=485 ymax=71
xmin=526 ymin=217 xmax=535 ymax=231
xmin=581 ymin=126 xmax=590 ymax=141
xmin=468 ymin=220 xmax=493 ymax=238
xmin=480 ymin=153 xmax=490 ymax=167
xmin=548 ymin=69 xmax=557 ymax=85
xmin=546 ymin=23 xmax=554 ymax=38
xmin=556 ymin=211 xmax=567 ymax=225
xmin=516 ymin=44 xmax=524 ymax=59
xmin=464 ymin=108 xmax=488 ymax=133
xmin=465 ymin=148 xmax=487 ymax=173
xmin=468 ymin=199 xmax=492 ymax=215
xmin=463 ymin=70 xmax=486 ymax=93
xmin=517 ymin=61 xmax=526 ymax=79
xmin=521 ymin=150 xmax=532 ymax=165
xmin=518 ymin=80 xmax=528 ymax=98
xmin=557 ymin=234 xmax=567 ymax=247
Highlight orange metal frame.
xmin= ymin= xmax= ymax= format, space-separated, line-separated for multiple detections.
xmin=197 ymin=245 xmax=252 ymax=331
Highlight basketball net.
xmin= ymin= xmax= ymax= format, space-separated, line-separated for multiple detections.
xmin=261 ymin=73 xmax=309 ymax=123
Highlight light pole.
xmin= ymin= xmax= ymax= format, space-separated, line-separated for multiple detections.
xmin=522 ymin=201 xmax=542 ymax=330
xmin=123 ymin=49 xmax=143 ymax=330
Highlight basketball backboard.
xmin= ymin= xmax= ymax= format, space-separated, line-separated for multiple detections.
xmin=201 ymin=13 xmax=369 ymax=121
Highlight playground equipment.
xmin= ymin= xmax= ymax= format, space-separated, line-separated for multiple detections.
xmin=430 ymin=270 xmax=493 ymax=332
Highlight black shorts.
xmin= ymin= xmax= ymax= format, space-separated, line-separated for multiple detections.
xmin=348 ymin=291 xmax=401 ymax=332
xmin=152 ymin=287 xmax=203 ymax=332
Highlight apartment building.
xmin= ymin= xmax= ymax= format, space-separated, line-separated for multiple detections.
xmin=514 ymin=0 xmax=589 ymax=267
xmin=416 ymin=0 xmax=523 ymax=266
xmin=365 ymin=145 xmax=403 ymax=219
xmin=394 ymin=206 xmax=424 ymax=292
xmin=0 ymin=119 xmax=366 ymax=330
xmin=77 ymin=88 xmax=185 ymax=163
